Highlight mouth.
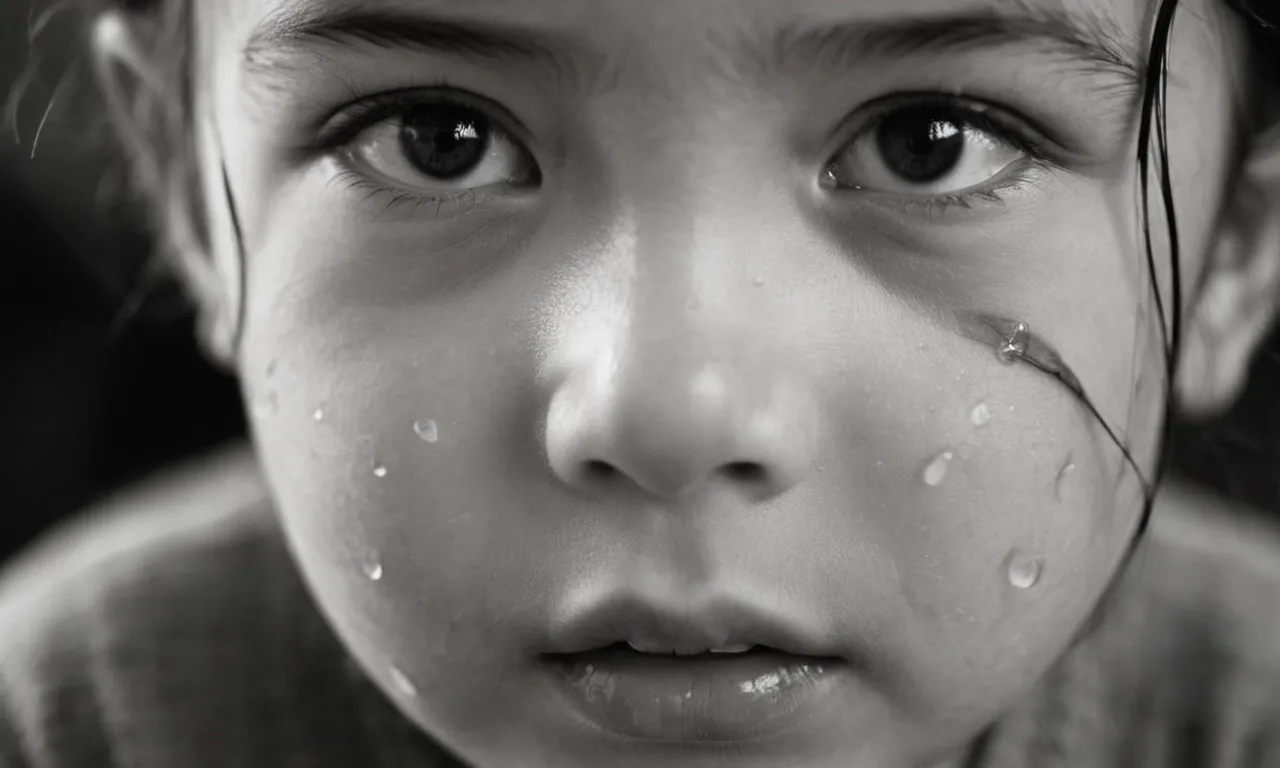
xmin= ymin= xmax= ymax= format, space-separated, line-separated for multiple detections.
xmin=553 ymin=640 xmax=826 ymax=660
xmin=538 ymin=593 xmax=849 ymax=744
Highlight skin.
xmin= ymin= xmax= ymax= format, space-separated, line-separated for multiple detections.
xmin=96 ymin=0 xmax=1280 ymax=765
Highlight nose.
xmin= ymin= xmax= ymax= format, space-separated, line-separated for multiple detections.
xmin=545 ymin=344 xmax=818 ymax=502
xmin=541 ymin=142 xmax=820 ymax=502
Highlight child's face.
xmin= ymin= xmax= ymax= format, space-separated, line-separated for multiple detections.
xmin=194 ymin=0 xmax=1255 ymax=765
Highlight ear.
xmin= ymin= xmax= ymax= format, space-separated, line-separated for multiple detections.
xmin=1176 ymin=130 xmax=1280 ymax=419
xmin=91 ymin=10 xmax=238 ymax=371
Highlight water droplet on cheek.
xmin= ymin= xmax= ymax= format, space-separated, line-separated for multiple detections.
xmin=1005 ymin=552 xmax=1044 ymax=589
xmin=372 ymin=464 xmax=388 ymax=478
xmin=413 ymin=419 xmax=439 ymax=443
xmin=389 ymin=666 xmax=418 ymax=697
xmin=997 ymin=323 xmax=1030 ymax=364
xmin=922 ymin=450 xmax=954 ymax=487
xmin=362 ymin=556 xmax=384 ymax=581
xmin=1055 ymin=459 xmax=1077 ymax=502
xmin=752 ymin=276 xmax=765 ymax=287
xmin=313 ymin=407 xmax=325 ymax=422
xmin=969 ymin=401 xmax=993 ymax=427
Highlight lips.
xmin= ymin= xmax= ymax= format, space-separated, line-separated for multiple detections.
xmin=537 ymin=591 xmax=849 ymax=742
xmin=622 ymin=639 xmax=758 ymax=655
xmin=586 ymin=641 xmax=768 ymax=659
xmin=541 ymin=590 xmax=845 ymax=660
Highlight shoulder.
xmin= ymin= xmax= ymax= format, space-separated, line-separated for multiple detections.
xmin=0 ymin=444 xmax=337 ymax=767
xmin=1141 ymin=482 xmax=1280 ymax=652
xmin=1078 ymin=483 xmax=1280 ymax=765
xmin=0 ymin=443 xmax=281 ymax=641
xmin=985 ymin=483 xmax=1280 ymax=767
xmin=1 ymin=443 xmax=272 ymax=583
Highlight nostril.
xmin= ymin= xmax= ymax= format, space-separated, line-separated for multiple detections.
xmin=584 ymin=460 xmax=619 ymax=481
xmin=723 ymin=462 xmax=766 ymax=483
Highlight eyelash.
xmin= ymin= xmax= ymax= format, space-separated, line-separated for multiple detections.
xmin=328 ymin=167 xmax=493 ymax=216
xmin=316 ymin=89 xmax=1056 ymax=217
xmin=884 ymin=161 xmax=1052 ymax=219
xmin=315 ymin=84 xmax=471 ymax=150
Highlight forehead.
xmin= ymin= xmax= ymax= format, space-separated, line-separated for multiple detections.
xmin=237 ymin=0 xmax=1146 ymax=23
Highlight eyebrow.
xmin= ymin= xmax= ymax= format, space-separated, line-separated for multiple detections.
xmin=771 ymin=3 xmax=1145 ymax=88
xmin=242 ymin=1 xmax=1146 ymax=93
xmin=243 ymin=5 xmax=578 ymax=79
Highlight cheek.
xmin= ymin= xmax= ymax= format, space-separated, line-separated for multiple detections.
xmin=237 ymin=236 xmax=559 ymax=689
xmin=891 ymin=373 xmax=1132 ymax=682
xmin=805 ymin=298 xmax=1145 ymax=714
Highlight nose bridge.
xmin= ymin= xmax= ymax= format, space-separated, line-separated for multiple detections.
xmin=627 ymin=203 xmax=730 ymax=368
xmin=600 ymin=101 xmax=763 ymax=334
xmin=618 ymin=176 xmax=760 ymax=442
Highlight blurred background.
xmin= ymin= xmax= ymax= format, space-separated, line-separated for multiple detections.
xmin=1 ymin=2 xmax=1278 ymax=567
xmin=0 ymin=2 xmax=244 ymax=564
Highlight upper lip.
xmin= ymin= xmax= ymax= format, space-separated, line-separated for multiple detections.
xmin=542 ymin=591 xmax=843 ymax=658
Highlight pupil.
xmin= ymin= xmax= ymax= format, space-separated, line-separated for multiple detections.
xmin=400 ymin=105 xmax=490 ymax=180
xmin=875 ymin=109 xmax=965 ymax=183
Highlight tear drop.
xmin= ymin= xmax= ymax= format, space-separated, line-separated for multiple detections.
xmin=362 ymin=555 xmax=383 ymax=581
xmin=313 ymin=407 xmax=325 ymax=422
xmin=389 ymin=666 xmax=418 ymax=697
xmin=1055 ymin=460 xmax=1077 ymax=502
xmin=997 ymin=323 xmax=1030 ymax=364
xmin=752 ymin=276 xmax=765 ymax=287
xmin=1006 ymin=552 xmax=1044 ymax=590
xmin=413 ymin=419 xmax=439 ymax=443
xmin=969 ymin=401 xmax=993 ymax=427
xmin=922 ymin=450 xmax=954 ymax=487
xmin=373 ymin=464 xmax=388 ymax=478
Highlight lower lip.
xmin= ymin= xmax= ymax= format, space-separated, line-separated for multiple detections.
xmin=544 ymin=645 xmax=845 ymax=743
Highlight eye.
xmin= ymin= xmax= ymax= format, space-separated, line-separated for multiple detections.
xmin=822 ymin=102 xmax=1031 ymax=197
xmin=343 ymin=100 xmax=540 ymax=195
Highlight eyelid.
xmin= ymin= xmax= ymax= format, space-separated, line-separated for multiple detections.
xmin=311 ymin=85 xmax=535 ymax=155
xmin=864 ymin=159 xmax=1051 ymax=217
xmin=829 ymin=91 xmax=1056 ymax=162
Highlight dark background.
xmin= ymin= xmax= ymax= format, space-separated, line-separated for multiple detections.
xmin=0 ymin=3 xmax=244 ymax=563
xmin=2 ymin=4 xmax=1279 ymax=566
